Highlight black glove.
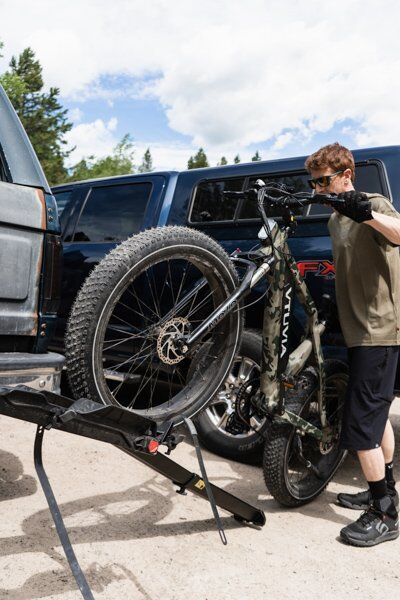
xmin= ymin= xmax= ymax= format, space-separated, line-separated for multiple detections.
xmin=333 ymin=191 xmax=373 ymax=223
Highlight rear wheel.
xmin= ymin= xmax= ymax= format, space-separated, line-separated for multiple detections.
xmin=65 ymin=226 xmax=242 ymax=425
xmin=263 ymin=360 xmax=348 ymax=507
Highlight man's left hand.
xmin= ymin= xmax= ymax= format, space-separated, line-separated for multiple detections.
xmin=332 ymin=191 xmax=373 ymax=223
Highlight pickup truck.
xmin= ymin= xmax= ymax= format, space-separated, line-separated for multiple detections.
xmin=0 ymin=85 xmax=64 ymax=392
xmin=52 ymin=145 xmax=400 ymax=462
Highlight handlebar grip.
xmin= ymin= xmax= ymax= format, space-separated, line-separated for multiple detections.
xmin=312 ymin=193 xmax=344 ymax=204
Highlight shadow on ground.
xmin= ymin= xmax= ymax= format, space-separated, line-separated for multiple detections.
xmin=1 ymin=413 xmax=399 ymax=598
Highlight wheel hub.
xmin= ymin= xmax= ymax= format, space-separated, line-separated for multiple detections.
xmin=156 ymin=317 xmax=190 ymax=365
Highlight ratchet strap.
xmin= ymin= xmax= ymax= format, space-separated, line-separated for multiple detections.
xmin=34 ymin=425 xmax=95 ymax=600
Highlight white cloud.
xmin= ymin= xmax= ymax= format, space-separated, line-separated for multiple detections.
xmin=66 ymin=118 xmax=119 ymax=164
xmin=2 ymin=0 xmax=400 ymax=152
xmin=69 ymin=107 xmax=84 ymax=123
xmin=65 ymin=129 xmax=256 ymax=171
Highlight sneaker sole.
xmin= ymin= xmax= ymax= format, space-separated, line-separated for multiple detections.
xmin=337 ymin=496 xmax=399 ymax=511
xmin=337 ymin=498 xmax=370 ymax=510
xmin=340 ymin=529 xmax=399 ymax=547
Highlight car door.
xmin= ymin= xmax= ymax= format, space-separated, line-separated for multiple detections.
xmin=52 ymin=176 xmax=166 ymax=351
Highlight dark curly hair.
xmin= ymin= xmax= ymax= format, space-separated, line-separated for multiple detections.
xmin=305 ymin=142 xmax=355 ymax=182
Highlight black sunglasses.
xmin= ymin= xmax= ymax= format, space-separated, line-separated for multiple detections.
xmin=307 ymin=170 xmax=343 ymax=189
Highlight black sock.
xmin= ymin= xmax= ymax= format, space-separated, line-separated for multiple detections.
xmin=368 ymin=478 xmax=387 ymax=501
xmin=385 ymin=461 xmax=396 ymax=492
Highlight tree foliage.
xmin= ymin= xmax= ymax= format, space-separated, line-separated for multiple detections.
xmin=251 ymin=150 xmax=261 ymax=161
xmin=233 ymin=154 xmax=241 ymax=164
xmin=217 ymin=156 xmax=228 ymax=166
xmin=68 ymin=134 xmax=135 ymax=181
xmin=188 ymin=147 xmax=209 ymax=169
xmin=0 ymin=46 xmax=73 ymax=185
xmin=138 ymin=148 xmax=153 ymax=173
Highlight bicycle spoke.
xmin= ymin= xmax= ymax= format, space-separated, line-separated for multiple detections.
xmin=186 ymin=288 xmax=215 ymax=320
xmin=109 ymin=342 xmax=155 ymax=371
xmin=126 ymin=358 xmax=155 ymax=409
xmin=145 ymin=268 xmax=161 ymax=319
xmin=167 ymin=260 xmax=176 ymax=306
xmin=175 ymin=260 xmax=192 ymax=305
xmin=111 ymin=340 xmax=154 ymax=397
xmin=125 ymin=284 xmax=160 ymax=321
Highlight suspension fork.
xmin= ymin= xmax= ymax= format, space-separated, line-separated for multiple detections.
xmin=179 ymin=256 xmax=275 ymax=353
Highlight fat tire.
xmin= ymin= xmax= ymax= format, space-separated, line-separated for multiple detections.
xmin=263 ymin=360 xmax=348 ymax=507
xmin=65 ymin=226 xmax=242 ymax=425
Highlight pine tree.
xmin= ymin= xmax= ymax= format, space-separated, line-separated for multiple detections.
xmin=68 ymin=134 xmax=135 ymax=181
xmin=233 ymin=154 xmax=241 ymax=164
xmin=138 ymin=148 xmax=153 ymax=173
xmin=251 ymin=151 xmax=261 ymax=161
xmin=217 ymin=156 xmax=228 ymax=166
xmin=188 ymin=148 xmax=209 ymax=169
xmin=0 ymin=47 xmax=73 ymax=185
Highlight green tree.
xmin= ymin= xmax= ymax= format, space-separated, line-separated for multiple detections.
xmin=138 ymin=148 xmax=153 ymax=173
xmin=188 ymin=148 xmax=209 ymax=169
xmin=68 ymin=134 xmax=135 ymax=181
xmin=251 ymin=151 xmax=261 ymax=161
xmin=0 ymin=46 xmax=73 ymax=185
xmin=233 ymin=154 xmax=241 ymax=164
xmin=217 ymin=156 xmax=228 ymax=166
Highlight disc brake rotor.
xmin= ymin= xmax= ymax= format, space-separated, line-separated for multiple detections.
xmin=157 ymin=317 xmax=190 ymax=365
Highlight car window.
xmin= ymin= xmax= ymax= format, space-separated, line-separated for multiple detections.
xmin=239 ymin=172 xmax=309 ymax=219
xmin=190 ymin=177 xmax=245 ymax=223
xmin=307 ymin=163 xmax=386 ymax=216
xmin=73 ymin=183 xmax=152 ymax=242
xmin=53 ymin=190 xmax=73 ymax=217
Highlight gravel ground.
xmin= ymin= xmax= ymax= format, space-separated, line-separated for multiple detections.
xmin=0 ymin=400 xmax=399 ymax=600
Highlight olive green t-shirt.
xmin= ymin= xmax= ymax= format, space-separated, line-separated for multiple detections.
xmin=328 ymin=193 xmax=400 ymax=348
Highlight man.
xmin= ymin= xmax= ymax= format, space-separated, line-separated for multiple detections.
xmin=305 ymin=142 xmax=400 ymax=547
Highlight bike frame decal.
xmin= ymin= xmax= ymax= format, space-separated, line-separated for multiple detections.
xmin=278 ymin=281 xmax=293 ymax=367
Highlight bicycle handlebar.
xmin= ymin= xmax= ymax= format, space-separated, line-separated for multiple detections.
xmin=223 ymin=182 xmax=345 ymax=219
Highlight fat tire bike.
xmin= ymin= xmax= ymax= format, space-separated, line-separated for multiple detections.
xmin=65 ymin=181 xmax=349 ymax=506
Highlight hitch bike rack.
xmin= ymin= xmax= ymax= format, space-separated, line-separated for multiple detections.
xmin=0 ymin=385 xmax=265 ymax=599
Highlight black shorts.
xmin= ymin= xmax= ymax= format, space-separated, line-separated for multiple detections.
xmin=339 ymin=346 xmax=399 ymax=451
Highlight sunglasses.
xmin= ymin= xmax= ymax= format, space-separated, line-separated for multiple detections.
xmin=307 ymin=170 xmax=343 ymax=189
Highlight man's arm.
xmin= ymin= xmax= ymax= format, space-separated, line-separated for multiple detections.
xmin=365 ymin=212 xmax=400 ymax=246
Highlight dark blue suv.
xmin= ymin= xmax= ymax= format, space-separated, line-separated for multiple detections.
xmin=52 ymin=146 xmax=400 ymax=461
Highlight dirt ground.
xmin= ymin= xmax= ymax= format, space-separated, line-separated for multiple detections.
xmin=1 ymin=400 xmax=400 ymax=600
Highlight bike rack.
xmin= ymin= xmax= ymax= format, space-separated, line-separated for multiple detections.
xmin=0 ymin=385 xmax=265 ymax=599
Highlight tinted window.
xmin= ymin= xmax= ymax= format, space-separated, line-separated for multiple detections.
xmin=190 ymin=178 xmax=245 ymax=222
xmin=53 ymin=190 xmax=73 ymax=217
xmin=239 ymin=172 xmax=309 ymax=219
xmin=73 ymin=183 xmax=151 ymax=242
xmin=308 ymin=163 xmax=385 ymax=216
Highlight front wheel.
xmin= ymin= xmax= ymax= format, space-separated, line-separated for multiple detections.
xmin=65 ymin=226 xmax=242 ymax=425
xmin=263 ymin=360 xmax=348 ymax=507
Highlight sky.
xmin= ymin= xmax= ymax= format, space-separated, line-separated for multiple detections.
xmin=1 ymin=0 xmax=400 ymax=172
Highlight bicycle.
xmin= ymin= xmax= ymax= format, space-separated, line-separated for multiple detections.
xmin=65 ymin=181 xmax=348 ymax=507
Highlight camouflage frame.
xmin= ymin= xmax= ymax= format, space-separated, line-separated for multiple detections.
xmin=259 ymin=226 xmax=328 ymax=442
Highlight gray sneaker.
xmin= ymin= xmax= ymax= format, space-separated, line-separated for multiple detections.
xmin=337 ymin=488 xmax=399 ymax=511
xmin=340 ymin=496 xmax=399 ymax=547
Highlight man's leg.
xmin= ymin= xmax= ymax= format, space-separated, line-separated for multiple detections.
xmin=381 ymin=419 xmax=395 ymax=463
xmin=338 ymin=419 xmax=398 ymax=508
xmin=381 ymin=419 xmax=396 ymax=493
xmin=337 ymin=348 xmax=399 ymax=545
xmin=358 ymin=447 xmax=385 ymax=480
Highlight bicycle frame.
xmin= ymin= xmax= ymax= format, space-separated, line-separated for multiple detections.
xmin=179 ymin=218 xmax=332 ymax=444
